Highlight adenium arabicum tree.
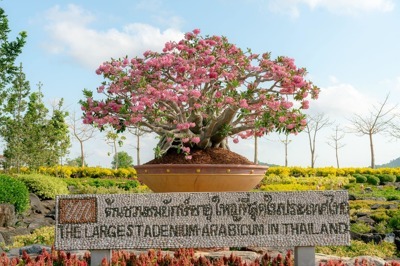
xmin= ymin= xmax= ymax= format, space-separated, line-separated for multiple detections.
xmin=81 ymin=29 xmax=320 ymax=159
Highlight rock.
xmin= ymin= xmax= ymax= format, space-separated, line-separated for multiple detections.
xmin=29 ymin=193 xmax=46 ymax=214
xmin=19 ymin=244 xmax=51 ymax=255
xmin=198 ymin=250 xmax=260 ymax=264
xmin=0 ymin=227 xmax=30 ymax=245
xmin=356 ymin=212 xmax=369 ymax=217
xmin=394 ymin=231 xmax=400 ymax=252
xmin=6 ymin=247 xmax=21 ymax=258
xmin=244 ymin=246 xmax=291 ymax=257
xmin=315 ymin=253 xmax=350 ymax=265
xmin=353 ymin=256 xmax=387 ymax=266
xmin=24 ymin=216 xmax=54 ymax=232
xmin=365 ymin=187 xmax=373 ymax=193
xmin=385 ymin=232 xmax=395 ymax=242
xmin=41 ymin=200 xmax=55 ymax=213
xmin=351 ymin=231 xmax=382 ymax=244
xmin=375 ymin=197 xmax=387 ymax=201
xmin=0 ymin=232 xmax=6 ymax=245
xmin=386 ymin=204 xmax=398 ymax=209
xmin=0 ymin=203 xmax=16 ymax=227
xmin=357 ymin=216 xmax=376 ymax=225
xmin=370 ymin=204 xmax=383 ymax=210
xmin=316 ymin=254 xmax=390 ymax=266
xmin=348 ymin=194 xmax=357 ymax=200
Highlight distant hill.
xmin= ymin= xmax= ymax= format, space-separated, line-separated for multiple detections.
xmin=258 ymin=161 xmax=280 ymax=167
xmin=376 ymin=157 xmax=400 ymax=168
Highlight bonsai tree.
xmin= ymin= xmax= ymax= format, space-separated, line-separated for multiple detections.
xmin=81 ymin=29 xmax=319 ymax=160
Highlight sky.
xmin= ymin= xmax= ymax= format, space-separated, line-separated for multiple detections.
xmin=1 ymin=0 xmax=400 ymax=168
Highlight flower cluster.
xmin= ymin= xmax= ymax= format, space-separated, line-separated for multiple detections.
xmin=81 ymin=29 xmax=320 ymax=158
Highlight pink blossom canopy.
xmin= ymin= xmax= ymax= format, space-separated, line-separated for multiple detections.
xmin=81 ymin=29 xmax=320 ymax=158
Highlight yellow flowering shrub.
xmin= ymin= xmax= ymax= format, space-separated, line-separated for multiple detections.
xmin=9 ymin=226 xmax=54 ymax=248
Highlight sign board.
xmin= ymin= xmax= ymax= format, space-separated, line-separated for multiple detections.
xmin=55 ymin=191 xmax=350 ymax=250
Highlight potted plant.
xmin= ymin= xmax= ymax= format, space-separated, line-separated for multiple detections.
xmin=80 ymin=29 xmax=319 ymax=192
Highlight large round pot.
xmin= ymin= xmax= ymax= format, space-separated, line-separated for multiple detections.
xmin=135 ymin=164 xmax=268 ymax=192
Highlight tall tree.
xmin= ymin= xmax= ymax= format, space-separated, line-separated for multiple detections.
xmin=254 ymin=135 xmax=258 ymax=164
xmin=111 ymin=151 xmax=133 ymax=169
xmin=22 ymin=86 xmax=49 ymax=169
xmin=47 ymin=99 xmax=70 ymax=165
xmin=66 ymin=156 xmax=87 ymax=167
xmin=389 ymin=114 xmax=400 ymax=140
xmin=280 ymin=133 xmax=292 ymax=167
xmin=304 ymin=113 xmax=332 ymax=168
xmin=0 ymin=64 xmax=30 ymax=171
xmin=106 ymin=131 xmax=126 ymax=169
xmin=348 ymin=94 xmax=397 ymax=169
xmin=327 ymin=125 xmax=345 ymax=168
xmin=127 ymin=126 xmax=147 ymax=166
xmin=0 ymin=7 xmax=27 ymax=104
xmin=21 ymin=83 xmax=70 ymax=169
xmin=69 ymin=111 xmax=96 ymax=167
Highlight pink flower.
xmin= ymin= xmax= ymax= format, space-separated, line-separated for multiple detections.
xmin=209 ymin=72 xmax=218 ymax=79
xmin=225 ymin=97 xmax=234 ymax=104
xmin=190 ymin=90 xmax=201 ymax=98
xmin=182 ymin=147 xmax=191 ymax=153
xmin=185 ymin=155 xmax=192 ymax=160
xmin=191 ymin=137 xmax=200 ymax=144
xmin=193 ymin=29 xmax=201 ymax=35
xmin=286 ymin=124 xmax=295 ymax=130
xmin=301 ymin=100 xmax=309 ymax=109
xmin=278 ymin=116 xmax=286 ymax=123
xmin=233 ymin=137 xmax=239 ymax=144
xmin=182 ymin=138 xmax=189 ymax=143
xmin=97 ymin=85 xmax=105 ymax=93
xmin=215 ymin=91 xmax=222 ymax=98
xmin=239 ymin=99 xmax=248 ymax=108
xmin=193 ymin=103 xmax=202 ymax=109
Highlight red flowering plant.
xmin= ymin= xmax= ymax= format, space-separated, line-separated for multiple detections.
xmin=80 ymin=29 xmax=319 ymax=160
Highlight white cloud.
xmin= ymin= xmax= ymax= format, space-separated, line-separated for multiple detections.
xmin=328 ymin=75 xmax=340 ymax=84
xmin=269 ymin=0 xmax=394 ymax=17
xmin=310 ymin=83 xmax=376 ymax=119
xmin=382 ymin=76 xmax=400 ymax=92
xmin=42 ymin=4 xmax=184 ymax=70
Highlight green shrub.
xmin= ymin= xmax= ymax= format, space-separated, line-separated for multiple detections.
xmin=374 ymin=221 xmax=390 ymax=234
xmin=376 ymin=174 xmax=396 ymax=184
xmin=16 ymin=174 xmax=69 ymax=200
xmin=370 ymin=211 xmax=390 ymax=223
xmin=350 ymin=222 xmax=371 ymax=234
xmin=316 ymin=240 xmax=396 ymax=259
xmin=117 ymin=180 xmax=139 ymax=190
xmin=387 ymin=194 xmax=400 ymax=201
xmin=0 ymin=174 xmax=30 ymax=213
xmin=348 ymin=176 xmax=356 ymax=183
xmin=353 ymin=174 xmax=367 ymax=183
xmin=365 ymin=174 xmax=380 ymax=185
xmin=63 ymin=177 xmax=148 ymax=194
xmin=388 ymin=213 xmax=400 ymax=230
xmin=89 ymin=178 xmax=115 ymax=188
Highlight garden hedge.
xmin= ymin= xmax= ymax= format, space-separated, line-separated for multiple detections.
xmin=0 ymin=174 xmax=30 ymax=213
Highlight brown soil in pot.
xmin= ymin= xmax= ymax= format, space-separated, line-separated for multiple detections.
xmin=144 ymin=148 xmax=254 ymax=165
